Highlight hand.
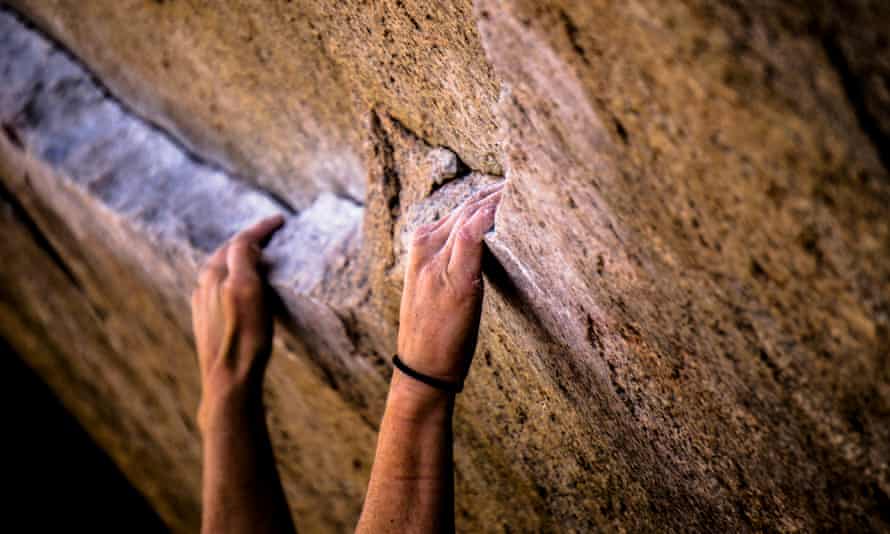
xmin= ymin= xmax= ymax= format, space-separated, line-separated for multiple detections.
xmin=397 ymin=182 xmax=504 ymax=388
xmin=191 ymin=215 xmax=285 ymax=430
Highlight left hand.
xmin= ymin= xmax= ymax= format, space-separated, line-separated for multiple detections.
xmin=191 ymin=215 xmax=285 ymax=430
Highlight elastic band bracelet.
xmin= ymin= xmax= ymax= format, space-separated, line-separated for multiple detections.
xmin=392 ymin=355 xmax=464 ymax=393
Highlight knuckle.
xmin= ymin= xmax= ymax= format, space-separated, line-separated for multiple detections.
xmin=457 ymin=225 xmax=478 ymax=244
xmin=197 ymin=268 xmax=217 ymax=287
xmin=442 ymin=269 xmax=479 ymax=302
xmin=466 ymin=273 xmax=484 ymax=294
xmin=229 ymin=239 xmax=255 ymax=257
xmin=411 ymin=227 xmax=432 ymax=247
xmin=223 ymin=278 xmax=261 ymax=301
xmin=232 ymin=233 xmax=251 ymax=245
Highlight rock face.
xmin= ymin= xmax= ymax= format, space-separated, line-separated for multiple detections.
xmin=1 ymin=2 xmax=888 ymax=532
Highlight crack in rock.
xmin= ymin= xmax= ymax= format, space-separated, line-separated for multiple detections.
xmin=0 ymin=9 xmax=387 ymax=412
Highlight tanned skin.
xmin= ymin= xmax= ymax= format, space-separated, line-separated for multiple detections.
xmin=192 ymin=182 xmax=504 ymax=534
xmin=191 ymin=214 xmax=296 ymax=534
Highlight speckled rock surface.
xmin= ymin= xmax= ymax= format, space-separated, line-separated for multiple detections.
xmin=4 ymin=0 xmax=502 ymax=208
xmin=1 ymin=2 xmax=889 ymax=532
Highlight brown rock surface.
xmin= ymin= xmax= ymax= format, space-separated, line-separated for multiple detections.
xmin=5 ymin=0 xmax=502 ymax=207
xmin=1 ymin=2 xmax=889 ymax=532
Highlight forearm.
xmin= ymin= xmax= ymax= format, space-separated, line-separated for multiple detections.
xmin=201 ymin=386 xmax=297 ymax=534
xmin=357 ymin=182 xmax=502 ymax=532
xmin=356 ymin=372 xmax=456 ymax=534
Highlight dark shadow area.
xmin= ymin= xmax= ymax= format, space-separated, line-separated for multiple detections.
xmin=0 ymin=336 xmax=168 ymax=533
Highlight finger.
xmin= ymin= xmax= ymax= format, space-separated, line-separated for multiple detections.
xmin=198 ymin=242 xmax=230 ymax=286
xmin=427 ymin=182 xmax=503 ymax=233
xmin=420 ymin=189 xmax=501 ymax=267
xmin=425 ymin=182 xmax=503 ymax=244
xmin=227 ymin=215 xmax=285 ymax=278
xmin=440 ymin=189 xmax=502 ymax=259
xmin=408 ymin=183 xmax=503 ymax=270
xmin=227 ymin=241 xmax=263 ymax=280
xmin=234 ymin=214 xmax=286 ymax=247
xmin=447 ymin=197 xmax=500 ymax=281
xmin=407 ymin=207 xmax=464 ymax=269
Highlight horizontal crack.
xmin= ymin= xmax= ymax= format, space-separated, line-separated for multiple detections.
xmin=0 ymin=9 xmax=389 ymax=420
xmin=0 ymin=8 xmax=296 ymax=252
xmin=0 ymin=5 xmax=282 ymax=204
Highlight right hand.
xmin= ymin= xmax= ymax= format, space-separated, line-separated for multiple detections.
xmin=396 ymin=182 xmax=504 ymax=387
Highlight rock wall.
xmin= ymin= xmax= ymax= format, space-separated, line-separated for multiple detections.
xmin=1 ymin=1 xmax=889 ymax=532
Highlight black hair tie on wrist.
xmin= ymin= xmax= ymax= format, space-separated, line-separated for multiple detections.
xmin=392 ymin=355 xmax=464 ymax=393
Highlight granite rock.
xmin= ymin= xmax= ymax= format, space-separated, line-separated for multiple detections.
xmin=1 ymin=2 xmax=889 ymax=532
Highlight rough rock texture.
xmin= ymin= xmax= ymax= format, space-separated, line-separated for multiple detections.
xmin=3 ymin=0 xmax=502 ymax=208
xmin=1 ymin=2 xmax=889 ymax=533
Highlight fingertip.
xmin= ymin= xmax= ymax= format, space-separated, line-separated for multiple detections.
xmin=256 ymin=214 xmax=285 ymax=233
xmin=462 ymin=181 xmax=505 ymax=207
xmin=457 ymin=203 xmax=496 ymax=243
xmin=478 ymin=200 xmax=498 ymax=218
xmin=479 ymin=204 xmax=499 ymax=229
xmin=239 ymin=213 xmax=287 ymax=244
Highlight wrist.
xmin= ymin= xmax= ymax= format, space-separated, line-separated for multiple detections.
xmin=198 ymin=380 xmax=263 ymax=435
xmin=386 ymin=371 xmax=455 ymax=425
